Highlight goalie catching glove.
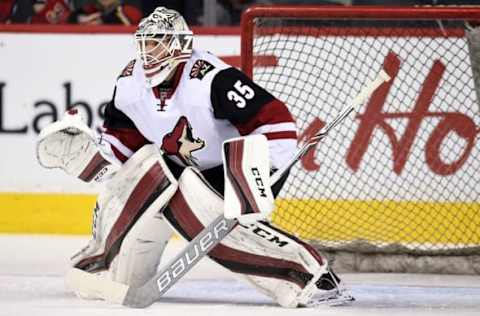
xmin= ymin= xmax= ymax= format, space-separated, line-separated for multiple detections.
xmin=36 ymin=109 xmax=118 ymax=182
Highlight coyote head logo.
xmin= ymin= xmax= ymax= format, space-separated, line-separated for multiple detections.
xmin=161 ymin=116 xmax=205 ymax=166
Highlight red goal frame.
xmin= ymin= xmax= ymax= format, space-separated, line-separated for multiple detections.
xmin=238 ymin=5 xmax=480 ymax=274
xmin=240 ymin=5 xmax=480 ymax=77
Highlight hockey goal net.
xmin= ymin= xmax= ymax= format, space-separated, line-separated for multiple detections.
xmin=241 ymin=6 xmax=480 ymax=274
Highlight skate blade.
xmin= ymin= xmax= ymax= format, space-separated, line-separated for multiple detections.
xmin=306 ymin=293 xmax=355 ymax=307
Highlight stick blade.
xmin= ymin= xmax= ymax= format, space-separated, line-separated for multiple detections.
xmin=123 ymin=282 xmax=158 ymax=308
xmin=65 ymin=268 xmax=129 ymax=304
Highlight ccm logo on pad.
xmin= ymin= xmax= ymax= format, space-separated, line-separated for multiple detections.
xmin=251 ymin=167 xmax=267 ymax=198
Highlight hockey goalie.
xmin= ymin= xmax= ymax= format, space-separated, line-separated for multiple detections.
xmin=36 ymin=6 xmax=353 ymax=308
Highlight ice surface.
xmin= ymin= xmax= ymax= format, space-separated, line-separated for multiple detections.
xmin=1 ymin=235 xmax=479 ymax=316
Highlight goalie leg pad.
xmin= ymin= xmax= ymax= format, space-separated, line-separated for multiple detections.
xmin=110 ymin=212 xmax=174 ymax=287
xmin=68 ymin=145 xmax=178 ymax=297
xmin=162 ymin=167 xmax=329 ymax=307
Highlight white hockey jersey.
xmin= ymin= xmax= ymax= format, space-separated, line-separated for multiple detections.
xmin=102 ymin=49 xmax=297 ymax=171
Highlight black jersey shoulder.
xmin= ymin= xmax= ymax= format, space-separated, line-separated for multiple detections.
xmin=210 ymin=67 xmax=274 ymax=124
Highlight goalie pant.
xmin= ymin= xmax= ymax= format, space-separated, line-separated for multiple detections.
xmin=71 ymin=145 xmax=332 ymax=308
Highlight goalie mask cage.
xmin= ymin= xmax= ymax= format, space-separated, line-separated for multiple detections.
xmin=241 ymin=6 xmax=480 ymax=274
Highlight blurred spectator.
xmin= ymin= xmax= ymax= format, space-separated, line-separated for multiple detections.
xmin=69 ymin=0 xmax=142 ymax=25
xmin=31 ymin=0 xmax=72 ymax=24
xmin=0 ymin=0 xmax=73 ymax=24
xmin=0 ymin=0 xmax=34 ymax=23
xmin=3 ymin=0 xmax=480 ymax=25
xmin=214 ymin=0 xmax=349 ymax=25
xmin=141 ymin=1 xmax=203 ymax=25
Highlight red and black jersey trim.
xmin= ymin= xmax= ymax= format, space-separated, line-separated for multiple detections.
xmin=234 ymin=99 xmax=296 ymax=137
xmin=104 ymin=127 xmax=151 ymax=162
xmin=74 ymin=163 xmax=171 ymax=272
xmin=103 ymin=87 xmax=151 ymax=162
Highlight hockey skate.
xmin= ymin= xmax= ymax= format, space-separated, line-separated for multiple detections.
xmin=300 ymin=269 xmax=355 ymax=307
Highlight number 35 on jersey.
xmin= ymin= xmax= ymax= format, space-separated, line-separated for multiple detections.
xmin=227 ymin=80 xmax=255 ymax=108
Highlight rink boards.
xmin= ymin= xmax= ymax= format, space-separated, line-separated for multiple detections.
xmin=1 ymin=193 xmax=479 ymax=247
xmin=0 ymin=28 xmax=478 ymax=248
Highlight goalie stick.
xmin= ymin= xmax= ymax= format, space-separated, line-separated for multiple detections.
xmin=66 ymin=69 xmax=391 ymax=308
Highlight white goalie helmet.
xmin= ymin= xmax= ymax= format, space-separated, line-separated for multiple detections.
xmin=135 ymin=7 xmax=193 ymax=87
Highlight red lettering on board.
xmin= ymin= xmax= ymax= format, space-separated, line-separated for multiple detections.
xmin=300 ymin=52 xmax=479 ymax=176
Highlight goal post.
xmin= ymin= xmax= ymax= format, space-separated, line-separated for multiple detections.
xmin=241 ymin=5 xmax=480 ymax=274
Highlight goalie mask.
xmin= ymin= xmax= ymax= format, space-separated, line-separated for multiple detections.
xmin=135 ymin=7 xmax=193 ymax=87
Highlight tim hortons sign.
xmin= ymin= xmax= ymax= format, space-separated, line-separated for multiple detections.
xmin=299 ymin=53 xmax=478 ymax=177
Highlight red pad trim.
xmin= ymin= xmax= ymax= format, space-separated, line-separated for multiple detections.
xmin=168 ymin=189 xmax=309 ymax=288
xmin=104 ymin=163 xmax=165 ymax=250
xmin=226 ymin=139 xmax=261 ymax=215
xmin=78 ymin=152 xmax=110 ymax=182
xmin=75 ymin=162 xmax=167 ymax=271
